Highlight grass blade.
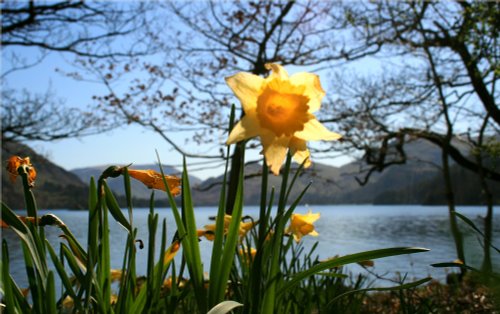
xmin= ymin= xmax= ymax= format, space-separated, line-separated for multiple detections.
xmin=278 ymin=247 xmax=430 ymax=297
xmin=207 ymin=300 xmax=244 ymax=314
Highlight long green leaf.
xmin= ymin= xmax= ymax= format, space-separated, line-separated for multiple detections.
xmin=431 ymin=262 xmax=500 ymax=279
xmin=85 ymin=177 xmax=98 ymax=308
xmin=326 ymin=277 xmax=432 ymax=307
xmin=2 ymin=241 xmax=20 ymax=313
xmin=46 ymin=242 xmax=80 ymax=310
xmin=261 ymin=154 xmax=292 ymax=313
xmin=103 ymin=181 xmax=132 ymax=232
xmin=453 ymin=212 xmax=500 ymax=253
xmin=278 ymin=247 xmax=429 ymax=297
xmin=208 ymin=144 xmax=231 ymax=307
xmin=2 ymin=204 xmax=48 ymax=285
xmin=1 ymin=203 xmax=27 ymax=232
xmin=207 ymin=300 xmax=244 ymax=314
xmin=128 ymin=281 xmax=148 ymax=314
xmin=213 ymin=146 xmax=245 ymax=305
xmin=45 ymin=271 xmax=57 ymax=314
xmin=181 ymin=157 xmax=206 ymax=311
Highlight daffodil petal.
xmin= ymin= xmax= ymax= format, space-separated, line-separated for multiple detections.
xmin=289 ymin=72 xmax=325 ymax=113
xmin=265 ymin=63 xmax=289 ymax=80
xmin=295 ymin=119 xmax=342 ymax=141
xmin=225 ymin=73 xmax=263 ymax=112
xmin=261 ymin=133 xmax=290 ymax=175
xmin=289 ymin=137 xmax=311 ymax=168
xmin=304 ymin=211 xmax=320 ymax=224
xmin=292 ymin=233 xmax=302 ymax=242
xmin=226 ymin=113 xmax=260 ymax=144
xmin=309 ymin=230 xmax=319 ymax=237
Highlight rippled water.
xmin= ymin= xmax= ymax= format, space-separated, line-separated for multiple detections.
xmin=4 ymin=205 xmax=499 ymax=288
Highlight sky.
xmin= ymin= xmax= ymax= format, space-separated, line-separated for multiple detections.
xmin=3 ymin=47 xmax=357 ymax=180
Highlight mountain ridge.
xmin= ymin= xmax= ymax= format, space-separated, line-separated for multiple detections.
xmin=2 ymin=140 xmax=498 ymax=209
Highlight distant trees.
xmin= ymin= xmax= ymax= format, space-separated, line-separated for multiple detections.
xmin=324 ymin=1 xmax=499 ymax=273
xmin=1 ymin=0 xmax=157 ymax=144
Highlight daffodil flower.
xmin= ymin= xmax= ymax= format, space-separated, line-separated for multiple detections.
xmin=127 ymin=169 xmax=181 ymax=196
xmin=238 ymin=246 xmax=257 ymax=265
xmin=286 ymin=209 xmax=320 ymax=242
xmin=164 ymin=240 xmax=181 ymax=266
xmin=198 ymin=214 xmax=257 ymax=241
xmin=226 ymin=63 xmax=341 ymax=175
xmin=110 ymin=269 xmax=123 ymax=282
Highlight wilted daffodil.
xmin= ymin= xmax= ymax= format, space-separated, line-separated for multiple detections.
xmin=127 ymin=169 xmax=181 ymax=196
xmin=226 ymin=63 xmax=342 ymax=175
xmin=6 ymin=156 xmax=37 ymax=187
xmin=286 ymin=209 xmax=320 ymax=242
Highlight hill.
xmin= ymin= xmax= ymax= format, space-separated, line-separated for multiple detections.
xmin=3 ymin=140 xmax=497 ymax=209
xmin=192 ymin=139 xmax=499 ymax=206
xmin=2 ymin=141 xmax=88 ymax=210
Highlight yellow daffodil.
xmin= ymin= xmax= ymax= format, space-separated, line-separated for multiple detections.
xmin=286 ymin=209 xmax=320 ymax=242
xmin=238 ymin=246 xmax=257 ymax=264
xmin=198 ymin=215 xmax=257 ymax=241
xmin=110 ymin=269 xmax=123 ymax=282
xmin=6 ymin=155 xmax=37 ymax=186
xmin=226 ymin=63 xmax=342 ymax=175
xmin=62 ymin=295 xmax=74 ymax=310
xmin=163 ymin=276 xmax=187 ymax=291
xmin=127 ymin=169 xmax=181 ymax=196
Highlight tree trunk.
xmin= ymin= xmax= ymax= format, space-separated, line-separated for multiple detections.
xmin=442 ymin=149 xmax=466 ymax=276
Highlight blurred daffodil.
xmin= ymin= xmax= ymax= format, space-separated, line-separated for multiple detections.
xmin=198 ymin=215 xmax=257 ymax=241
xmin=110 ymin=269 xmax=123 ymax=282
xmin=6 ymin=155 xmax=37 ymax=187
xmin=226 ymin=63 xmax=341 ymax=175
xmin=286 ymin=209 xmax=320 ymax=242
xmin=238 ymin=246 xmax=257 ymax=264
xmin=163 ymin=276 xmax=187 ymax=291
xmin=127 ymin=169 xmax=181 ymax=196
xmin=164 ymin=240 xmax=181 ymax=266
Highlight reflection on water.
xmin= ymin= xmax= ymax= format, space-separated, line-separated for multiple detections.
xmin=5 ymin=205 xmax=499 ymax=288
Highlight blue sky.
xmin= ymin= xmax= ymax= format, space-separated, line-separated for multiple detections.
xmin=2 ymin=46 xmax=361 ymax=180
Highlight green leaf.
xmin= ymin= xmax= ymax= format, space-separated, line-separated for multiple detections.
xmin=46 ymin=242 xmax=81 ymax=311
xmin=180 ymin=157 xmax=206 ymax=310
xmin=122 ymin=167 xmax=134 ymax=224
xmin=2 ymin=241 xmax=19 ymax=313
xmin=128 ymin=281 xmax=148 ymax=314
xmin=103 ymin=181 xmax=132 ymax=232
xmin=212 ymin=148 xmax=245 ymax=306
xmin=45 ymin=271 xmax=57 ymax=314
xmin=208 ymin=144 xmax=231 ymax=307
xmin=431 ymin=262 xmax=500 ymax=279
xmin=1 ymin=202 xmax=27 ymax=232
xmin=453 ymin=212 xmax=500 ymax=253
xmin=207 ymin=301 xmax=244 ymax=314
xmin=278 ymin=247 xmax=429 ymax=297
xmin=326 ymin=277 xmax=432 ymax=307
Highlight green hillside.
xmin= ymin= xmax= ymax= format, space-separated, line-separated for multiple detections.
xmin=2 ymin=141 xmax=88 ymax=210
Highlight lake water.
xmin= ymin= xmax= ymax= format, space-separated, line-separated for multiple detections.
xmin=4 ymin=205 xmax=500 ymax=288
